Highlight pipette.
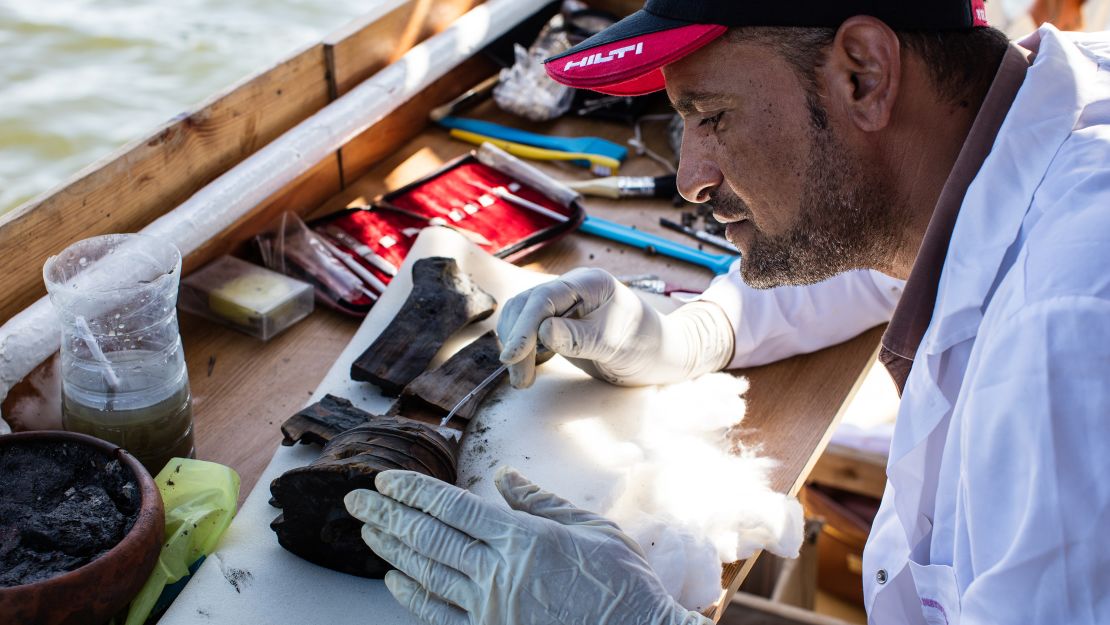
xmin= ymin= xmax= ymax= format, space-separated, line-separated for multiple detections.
xmin=440 ymin=300 xmax=581 ymax=427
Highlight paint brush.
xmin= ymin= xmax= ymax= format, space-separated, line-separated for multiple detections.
xmin=429 ymin=75 xmax=499 ymax=122
xmin=566 ymin=175 xmax=678 ymax=200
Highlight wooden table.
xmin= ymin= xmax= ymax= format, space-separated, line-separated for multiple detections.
xmin=180 ymin=102 xmax=885 ymax=620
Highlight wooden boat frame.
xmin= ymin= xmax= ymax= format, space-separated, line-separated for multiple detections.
xmin=0 ymin=1 xmax=884 ymax=621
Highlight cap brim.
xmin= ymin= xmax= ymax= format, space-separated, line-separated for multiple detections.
xmin=544 ymin=10 xmax=727 ymax=97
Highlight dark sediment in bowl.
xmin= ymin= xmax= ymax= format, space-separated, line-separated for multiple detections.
xmin=0 ymin=440 xmax=141 ymax=587
xmin=0 ymin=431 xmax=164 ymax=625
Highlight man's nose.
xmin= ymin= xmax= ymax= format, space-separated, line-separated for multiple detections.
xmin=676 ymin=127 xmax=723 ymax=204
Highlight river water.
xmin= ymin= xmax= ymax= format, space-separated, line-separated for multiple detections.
xmin=0 ymin=0 xmax=374 ymax=217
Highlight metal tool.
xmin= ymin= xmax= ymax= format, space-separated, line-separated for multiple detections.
xmin=373 ymin=201 xmax=495 ymax=247
xmin=440 ymin=300 xmax=582 ymax=427
xmin=318 ymin=225 xmax=398 ymax=276
xmin=464 ymin=181 xmax=736 ymax=275
xmin=618 ymin=274 xmax=701 ymax=296
xmin=579 ymin=216 xmax=738 ymax=275
xmin=466 ymin=181 xmax=569 ymax=222
xmin=316 ymin=235 xmax=389 ymax=293
xmin=659 ymin=218 xmax=736 ymax=253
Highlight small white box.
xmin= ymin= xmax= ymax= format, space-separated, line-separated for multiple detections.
xmin=180 ymin=256 xmax=314 ymax=341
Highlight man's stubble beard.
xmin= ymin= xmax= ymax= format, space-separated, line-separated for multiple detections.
xmin=719 ymin=100 xmax=906 ymax=289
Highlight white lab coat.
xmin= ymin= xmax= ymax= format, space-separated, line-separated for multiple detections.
xmin=700 ymin=25 xmax=1110 ymax=624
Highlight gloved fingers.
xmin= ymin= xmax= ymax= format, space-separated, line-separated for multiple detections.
xmin=506 ymin=344 xmax=537 ymax=389
xmin=495 ymin=292 xmax=528 ymax=351
xmin=384 ymin=570 xmax=470 ymax=625
xmin=498 ymin=280 xmax=582 ymax=367
xmin=537 ymin=317 xmax=616 ymax=362
xmin=345 ymin=488 xmax=496 ymax=578
xmin=362 ymin=526 xmax=478 ymax=613
xmin=373 ymin=470 xmax=518 ymax=543
xmin=494 ymin=466 xmax=622 ymax=530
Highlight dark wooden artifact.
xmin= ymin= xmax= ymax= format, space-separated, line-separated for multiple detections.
xmin=280 ymin=394 xmax=374 ymax=447
xmin=400 ymin=330 xmax=506 ymax=422
xmin=350 ymin=257 xmax=496 ymax=395
xmin=270 ymin=412 xmax=458 ymax=578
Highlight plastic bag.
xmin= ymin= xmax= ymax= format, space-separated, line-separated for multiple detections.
xmin=122 ymin=458 xmax=240 ymax=625
xmin=257 ymin=211 xmax=380 ymax=316
xmin=493 ymin=14 xmax=575 ymax=121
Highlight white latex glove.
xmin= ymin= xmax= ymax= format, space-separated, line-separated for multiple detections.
xmin=497 ymin=268 xmax=734 ymax=388
xmin=344 ymin=468 xmax=713 ymax=625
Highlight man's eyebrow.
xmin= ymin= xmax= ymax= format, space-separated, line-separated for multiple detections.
xmin=670 ymin=92 xmax=731 ymax=116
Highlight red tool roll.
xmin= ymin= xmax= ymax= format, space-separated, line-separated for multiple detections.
xmin=308 ymin=153 xmax=585 ymax=315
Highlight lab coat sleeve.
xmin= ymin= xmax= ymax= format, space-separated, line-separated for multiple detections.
xmin=697 ymin=268 xmax=903 ymax=369
xmin=957 ymin=296 xmax=1110 ymax=624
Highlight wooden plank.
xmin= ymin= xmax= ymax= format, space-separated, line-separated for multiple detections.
xmin=746 ymin=336 xmax=884 ymax=502
xmin=809 ymin=444 xmax=888 ymax=500
xmin=0 ymin=45 xmax=334 ymax=326
xmin=182 ymin=155 xmax=342 ymax=275
xmin=324 ymin=0 xmax=487 ymax=98
xmin=336 ymin=55 xmax=500 ymax=189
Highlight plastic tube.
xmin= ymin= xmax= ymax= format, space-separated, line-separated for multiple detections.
xmin=0 ymin=0 xmax=550 ymax=428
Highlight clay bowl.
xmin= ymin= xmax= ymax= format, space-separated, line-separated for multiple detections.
xmin=0 ymin=431 xmax=164 ymax=625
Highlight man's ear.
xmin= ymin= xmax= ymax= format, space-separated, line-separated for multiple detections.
xmin=822 ymin=16 xmax=901 ymax=132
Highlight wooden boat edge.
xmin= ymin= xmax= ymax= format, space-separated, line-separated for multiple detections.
xmin=0 ymin=0 xmax=494 ymax=326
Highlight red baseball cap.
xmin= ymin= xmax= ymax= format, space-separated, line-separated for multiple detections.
xmin=545 ymin=0 xmax=990 ymax=97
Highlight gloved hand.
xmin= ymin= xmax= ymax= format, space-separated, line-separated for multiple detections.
xmin=344 ymin=468 xmax=713 ymax=625
xmin=497 ymin=268 xmax=734 ymax=388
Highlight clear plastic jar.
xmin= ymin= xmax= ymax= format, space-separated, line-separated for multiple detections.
xmin=44 ymin=233 xmax=194 ymax=473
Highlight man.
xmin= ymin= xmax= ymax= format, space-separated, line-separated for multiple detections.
xmin=345 ymin=1 xmax=1110 ymax=623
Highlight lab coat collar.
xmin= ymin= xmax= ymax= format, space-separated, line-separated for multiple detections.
xmin=888 ymin=25 xmax=1102 ymax=551
xmin=879 ymin=43 xmax=1029 ymax=394
xmin=922 ymin=25 xmax=1096 ymax=357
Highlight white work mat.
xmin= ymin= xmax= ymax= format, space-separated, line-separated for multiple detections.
xmin=160 ymin=227 xmax=769 ymax=624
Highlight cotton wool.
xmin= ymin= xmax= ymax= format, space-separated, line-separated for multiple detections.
xmin=456 ymin=364 xmax=804 ymax=612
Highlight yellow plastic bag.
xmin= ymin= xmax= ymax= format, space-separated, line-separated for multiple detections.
xmin=123 ymin=458 xmax=240 ymax=625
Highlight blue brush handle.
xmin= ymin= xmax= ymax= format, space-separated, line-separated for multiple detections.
xmin=438 ymin=116 xmax=628 ymax=162
xmin=580 ymin=216 xmax=738 ymax=275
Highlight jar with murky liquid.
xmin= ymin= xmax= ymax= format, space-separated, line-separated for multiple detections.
xmin=44 ymin=233 xmax=195 ymax=473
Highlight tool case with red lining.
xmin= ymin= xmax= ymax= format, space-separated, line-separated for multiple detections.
xmin=308 ymin=152 xmax=585 ymax=315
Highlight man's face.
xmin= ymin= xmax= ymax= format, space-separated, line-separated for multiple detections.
xmin=664 ymin=38 xmax=901 ymax=288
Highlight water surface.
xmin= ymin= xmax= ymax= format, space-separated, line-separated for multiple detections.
xmin=0 ymin=0 xmax=374 ymax=216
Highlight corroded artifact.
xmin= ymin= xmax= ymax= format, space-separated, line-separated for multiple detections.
xmin=400 ymin=330 xmax=506 ymax=423
xmin=270 ymin=406 xmax=457 ymax=578
xmin=350 ymin=257 xmax=496 ymax=395
xmin=280 ymin=394 xmax=373 ymax=447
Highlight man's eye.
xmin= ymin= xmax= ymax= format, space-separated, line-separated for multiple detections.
xmin=698 ymin=112 xmax=725 ymax=129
